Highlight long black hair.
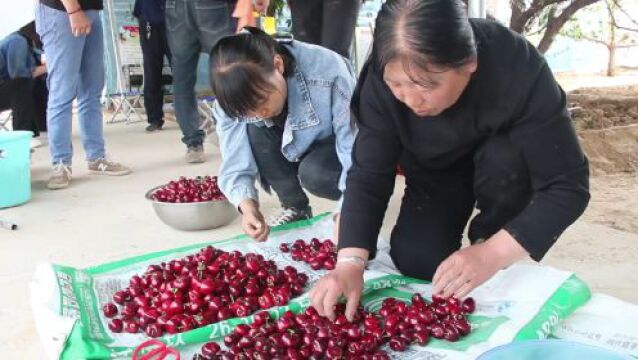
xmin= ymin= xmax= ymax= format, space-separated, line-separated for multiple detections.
xmin=209 ymin=27 xmax=295 ymax=118
xmin=372 ymin=0 xmax=476 ymax=78
xmin=18 ymin=21 xmax=43 ymax=51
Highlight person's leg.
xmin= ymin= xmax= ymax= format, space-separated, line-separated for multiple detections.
xmin=468 ymin=135 xmax=533 ymax=242
xmin=161 ymin=21 xmax=172 ymax=66
xmin=76 ymin=9 xmax=106 ymax=162
xmin=76 ymin=11 xmax=131 ymax=176
xmin=33 ymin=76 xmax=48 ymax=133
xmin=298 ymin=135 xmax=342 ymax=200
xmin=321 ymin=0 xmax=361 ymax=58
xmin=0 ymin=81 xmax=11 ymax=112
xmin=1 ymin=78 xmax=38 ymax=136
xmin=193 ymin=0 xmax=237 ymax=54
xmin=289 ymin=0 xmax=323 ymax=45
xmin=389 ymin=166 xmax=475 ymax=280
xmin=166 ymin=0 xmax=205 ymax=150
xmin=139 ymin=20 xmax=165 ymax=129
xmin=246 ymin=124 xmax=310 ymax=211
xmin=36 ymin=4 xmax=83 ymax=166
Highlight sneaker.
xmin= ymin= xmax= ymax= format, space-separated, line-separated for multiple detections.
xmin=145 ymin=122 xmax=163 ymax=132
xmin=31 ymin=138 xmax=44 ymax=149
xmin=185 ymin=145 xmax=205 ymax=164
xmin=268 ymin=206 xmax=313 ymax=227
xmin=47 ymin=163 xmax=72 ymax=190
xmin=88 ymin=157 xmax=132 ymax=176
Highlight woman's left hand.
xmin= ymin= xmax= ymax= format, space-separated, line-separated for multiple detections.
xmin=432 ymin=229 xmax=529 ymax=298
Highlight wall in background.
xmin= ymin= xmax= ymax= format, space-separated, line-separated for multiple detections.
xmin=0 ymin=0 xmax=36 ymax=37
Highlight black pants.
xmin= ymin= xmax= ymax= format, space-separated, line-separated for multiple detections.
xmin=289 ymin=0 xmax=361 ymax=59
xmin=139 ymin=21 xmax=172 ymax=125
xmin=0 ymin=77 xmax=47 ymax=136
xmin=247 ymin=124 xmax=342 ymax=210
xmin=390 ymin=135 xmax=533 ymax=280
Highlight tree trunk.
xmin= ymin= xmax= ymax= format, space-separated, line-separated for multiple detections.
xmin=536 ymin=0 xmax=600 ymax=53
xmin=607 ymin=21 xmax=616 ymax=76
xmin=509 ymin=0 xmax=526 ymax=33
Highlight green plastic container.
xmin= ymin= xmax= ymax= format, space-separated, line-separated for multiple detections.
xmin=0 ymin=131 xmax=32 ymax=208
xmin=478 ymin=340 xmax=633 ymax=360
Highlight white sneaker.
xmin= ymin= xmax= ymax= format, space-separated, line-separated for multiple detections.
xmin=267 ymin=207 xmax=313 ymax=227
xmin=47 ymin=163 xmax=72 ymax=190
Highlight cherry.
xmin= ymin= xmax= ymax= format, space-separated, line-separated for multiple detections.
xmin=145 ymin=323 xmax=163 ymax=338
xmin=432 ymin=293 xmax=446 ymax=305
xmin=430 ymin=323 xmax=445 ymax=339
xmin=123 ymin=320 xmax=139 ymax=333
xmin=444 ymin=325 xmax=460 ymax=342
xmin=103 ymin=303 xmax=118 ymax=318
xmin=414 ymin=330 xmax=430 ymax=346
xmin=194 ymin=295 xmax=476 ymax=359
xmin=453 ymin=319 xmax=472 ymax=336
xmin=279 ymin=238 xmax=337 ymax=271
xmin=462 ymin=297 xmax=476 ymax=314
xmin=113 ymin=291 xmax=130 ymax=305
xmin=389 ymin=337 xmax=407 ymax=351
xmin=108 ymin=318 xmax=123 ymax=333
xmin=201 ymin=342 xmax=221 ymax=357
xmin=152 ymin=176 xmax=226 ymax=203
xmin=326 ymin=346 xmax=343 ymax=359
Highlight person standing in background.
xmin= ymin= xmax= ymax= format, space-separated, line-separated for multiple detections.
xmin=288 ymin=0 xmax=361 ymax=59
xmin=133 ymin=0 xmax=172 ymax=132
xmin=36 ymin=0 xmax=131 ymax=190
xmin=0 ymin=21 xmax=48 ymax=138
xmin=165 ymin=0 xmax=268 ymax=164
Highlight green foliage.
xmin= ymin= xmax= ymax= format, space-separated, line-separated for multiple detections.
xmin=267 ymin=0 xmax=286 ymax=17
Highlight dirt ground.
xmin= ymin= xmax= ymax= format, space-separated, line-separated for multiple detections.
xmin=560 ymin=73 xmax=638 ymax=235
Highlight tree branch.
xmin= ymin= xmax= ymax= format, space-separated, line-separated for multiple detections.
xmin=510 ymin=0 xmax=566 ymax=33
xmin=606 ymin=0 xmax=638 ymax=33
xmin=537 ymin=0 xmax=602 ymax=53
xmin=612 ymin=0 xmax=638 ymax=27
xmin=579 ymin=34 xmax=609 ymax=45
xmin=617 ymin=43 xmax=638 ymax=48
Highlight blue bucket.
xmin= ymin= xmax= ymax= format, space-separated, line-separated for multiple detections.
xmin=478 ymin=340 xmax=633 ymax=360
xmin=0 ymin=131 xmax=32 ymax=208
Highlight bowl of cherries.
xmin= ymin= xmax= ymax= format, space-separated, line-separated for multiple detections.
xmin=146 ymin=176 xmax=238 ymax=231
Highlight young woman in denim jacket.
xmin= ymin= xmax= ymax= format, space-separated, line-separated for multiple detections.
xmin=210 ymin=27 xmax=356 ymax=241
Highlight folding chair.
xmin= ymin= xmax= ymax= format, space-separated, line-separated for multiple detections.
xmin=107 ymin=64 xmax=145 ymax=124
xmin=0 ymin=110 xmax=12 ymax=131
xmin=198 ymin=95 xmax=216 ymax=135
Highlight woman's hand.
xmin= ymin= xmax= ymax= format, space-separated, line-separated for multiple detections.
xmin=309 ymin=248 xmax=368 ymax=321
xmin=32 ymin=64 xmax=47 ymax=78
xmin=432 ymin=229 xmax=528 ymax=298
xmin=69 ymin=11 xmax=92 ymax=37
xmin=239 ymin=199 xmax=270 ymax=242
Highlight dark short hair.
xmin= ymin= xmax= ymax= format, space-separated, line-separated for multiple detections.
xmin=209 ymin=27 xmax=295 ymax=118
xmin=372 ymin=0 xmax=476 ymax=79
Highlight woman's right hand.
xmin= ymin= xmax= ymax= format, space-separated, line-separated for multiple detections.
xmin=239 ymin=199 xmax=270 ymax=242
xmin=69 ymin=11 xmax=92 ymax=37
xmin=309 ymin=254 xmax=365 ymax=322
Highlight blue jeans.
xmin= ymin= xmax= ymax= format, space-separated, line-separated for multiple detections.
xmin=35 ymin=5 xmax=106 ymax=165
xmin=165 ymin=0 xmax=236 ymax=147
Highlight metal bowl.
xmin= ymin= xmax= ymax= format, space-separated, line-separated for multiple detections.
xmin=145 ymin=185 xmax=238 ymax=231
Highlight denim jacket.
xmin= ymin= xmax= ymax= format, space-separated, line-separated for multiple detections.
xmin=214 ymin=40 xmax=357 ymax=209
xmin=0 ymin=33 xmax=36 ymax=81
